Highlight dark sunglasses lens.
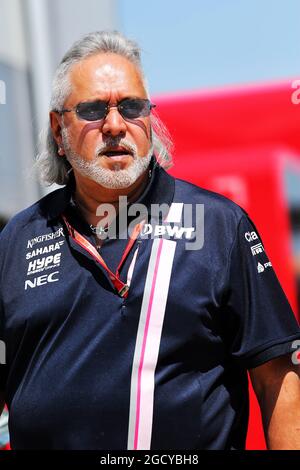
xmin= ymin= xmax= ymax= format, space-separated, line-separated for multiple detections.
xmin=120 ymin=99 xmax=151 ymax=119
xmin=76 ymin=101 xmax=107 ymax=121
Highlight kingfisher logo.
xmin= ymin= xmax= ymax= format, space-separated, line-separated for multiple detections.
xmin=27 ymin=228 xmax=64 ymax=249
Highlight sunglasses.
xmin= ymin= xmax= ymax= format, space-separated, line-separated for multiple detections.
xmin=54 ymin=98 xmax=156 ymax=121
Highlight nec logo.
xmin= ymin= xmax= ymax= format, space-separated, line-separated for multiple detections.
xmin=25 ymin=271 xmax=59 ymax=290
xmin=244 ymin=231 xmax=258 ymax=242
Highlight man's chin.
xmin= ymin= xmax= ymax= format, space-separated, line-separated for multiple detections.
xmin=100 ymin=154 xmax=133 ymax=171
xmin=67 ymin=148 xmax=152 ymax=189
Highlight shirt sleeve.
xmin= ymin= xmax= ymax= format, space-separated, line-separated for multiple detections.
xmin=223 ymin=213 xmax=300 ymax=369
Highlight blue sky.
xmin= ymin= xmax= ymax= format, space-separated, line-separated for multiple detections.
xmin=118 ymin=0 xmax=300 ymax=95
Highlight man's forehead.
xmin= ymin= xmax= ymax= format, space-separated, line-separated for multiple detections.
xmin=68 ymin=53 xmax=146 ymax=98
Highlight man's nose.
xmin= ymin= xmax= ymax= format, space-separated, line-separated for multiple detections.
xmin=101 ymin=106 xmax=127 ymax=137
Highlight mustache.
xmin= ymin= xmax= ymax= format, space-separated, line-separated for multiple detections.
xmin=95 ymin=139 xmax=138 ymax=158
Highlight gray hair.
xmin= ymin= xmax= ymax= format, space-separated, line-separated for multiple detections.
xmin=36 ymin=30 xmax=174 ymax=186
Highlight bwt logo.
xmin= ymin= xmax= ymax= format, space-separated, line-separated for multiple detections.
xmin=141 ymin=224 xmax=195 ymax=238
xmin=0 ymin=80 xmax=6 ymax=105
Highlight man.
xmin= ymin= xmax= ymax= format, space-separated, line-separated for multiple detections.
xmin=0 ymin=30 xmax=300 ymax=450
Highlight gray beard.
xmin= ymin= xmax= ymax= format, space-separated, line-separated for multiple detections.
xmin=62 ymin=129 xmax=153 ymax=189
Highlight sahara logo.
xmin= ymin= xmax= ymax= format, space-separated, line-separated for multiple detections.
xmin=26 ymin=241 xmax=64 ymax=260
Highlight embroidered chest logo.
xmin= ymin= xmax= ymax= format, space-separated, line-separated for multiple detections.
xmin=24 ymin=228 xmax=65 ymax=290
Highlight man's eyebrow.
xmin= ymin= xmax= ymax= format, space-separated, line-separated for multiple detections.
xmin=79 ymin=95 xmax=146 ymax=103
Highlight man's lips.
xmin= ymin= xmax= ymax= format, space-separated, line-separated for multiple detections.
xmin=98 ymin=148 xmax=133 ymax=160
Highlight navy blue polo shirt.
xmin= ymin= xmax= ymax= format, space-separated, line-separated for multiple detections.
xmin=0 ymin=158 xmax=300 ymax=450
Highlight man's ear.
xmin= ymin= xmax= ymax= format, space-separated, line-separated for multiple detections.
xmin=49 ymin=111 xmax=65 ymax=156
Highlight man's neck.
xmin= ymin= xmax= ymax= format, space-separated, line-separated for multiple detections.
xmin=73 ymin=168 xmax=150 ymax=228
